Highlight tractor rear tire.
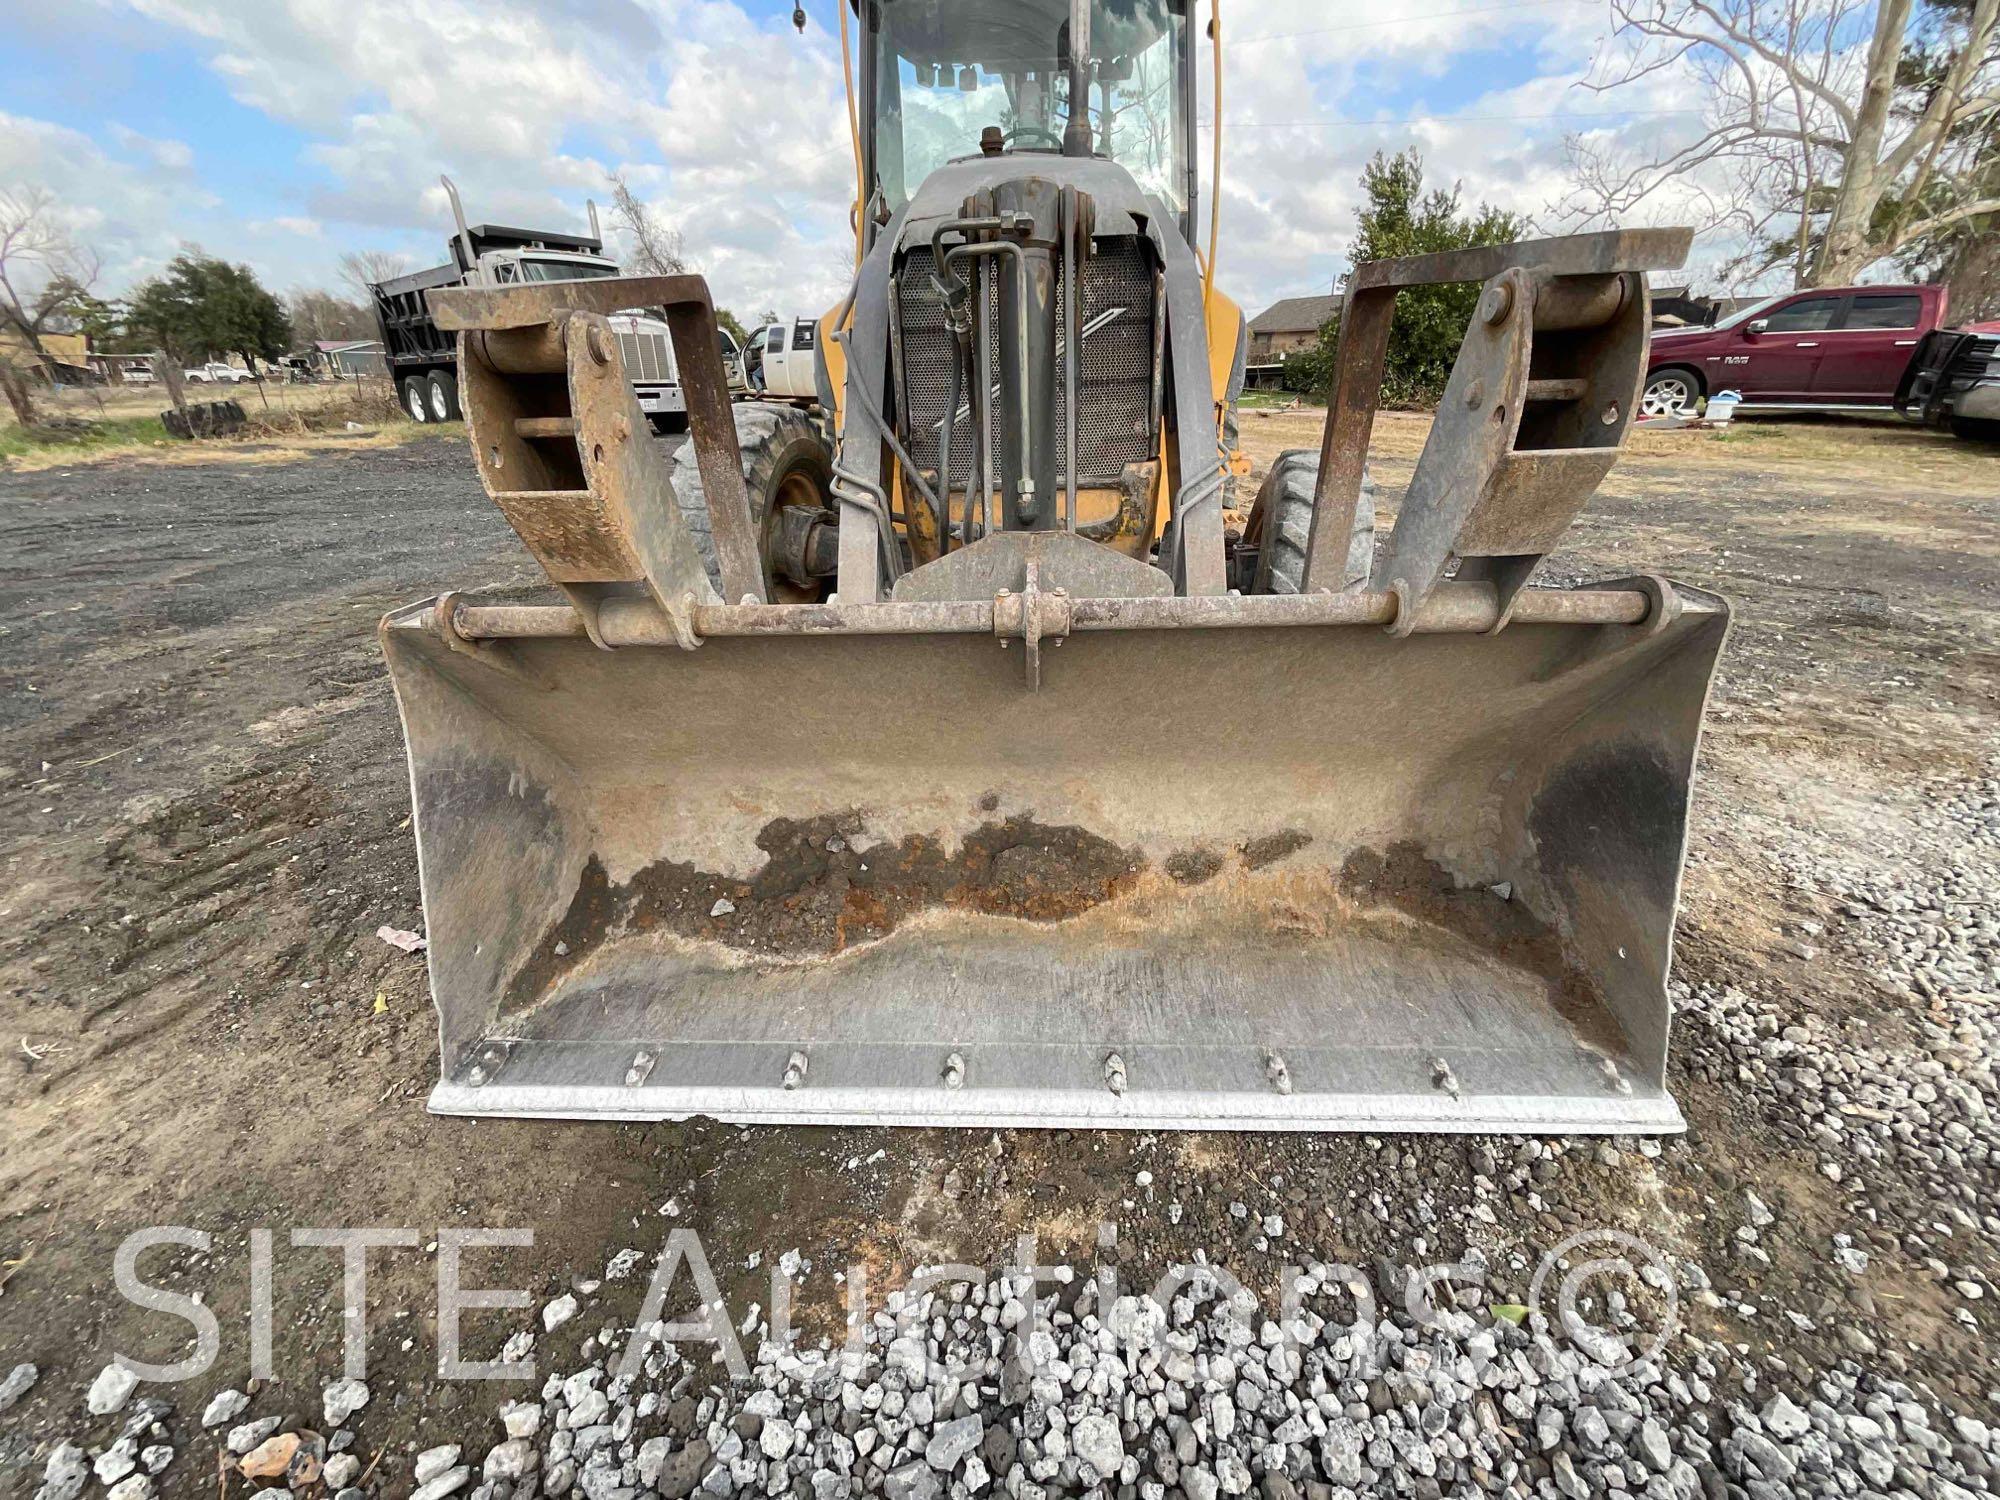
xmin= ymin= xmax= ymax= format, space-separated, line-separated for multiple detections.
xmin=670 ymin=402 xmax=835 ymax=603
xmin=1252 ymin=449 xmax=1377 ymax=594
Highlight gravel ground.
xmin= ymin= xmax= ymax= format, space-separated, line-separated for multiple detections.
xmin=0 ymin=414 xmax=1995 ymax=1500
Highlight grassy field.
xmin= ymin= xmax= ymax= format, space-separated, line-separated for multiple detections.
xmin=0 ymin=376 xmax=443 ymax=471
xmin=0 ymin=414 xmax=170 ymax=463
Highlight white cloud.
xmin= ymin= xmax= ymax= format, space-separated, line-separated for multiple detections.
xmin=107 ymin=124 xmax=195 ymax=173
xmin=0 ymin=111 xmax=220 ymax=290
xmin=18 ymin=0 xmax=1770 ymax=322
xmin=1196 ymin=0 xmax=1792 ymax=312
xmin=111 ymin=0 xmax=859 ymax=316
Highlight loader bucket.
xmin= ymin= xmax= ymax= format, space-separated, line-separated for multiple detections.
xmin=381 ymin=580 xmax=1726 ymax=1132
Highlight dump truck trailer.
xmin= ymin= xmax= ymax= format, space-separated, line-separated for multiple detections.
xmin=369 ymin=177 xmax=723 ymax=430
xmin=380 ymin=0 xmax=1726 ymax=1133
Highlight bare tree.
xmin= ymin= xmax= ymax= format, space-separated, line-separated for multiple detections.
xmin=287 ymin=288 xmax=376 ymax=344
xmin=606 ymin=173 xmax=688 ymax=275
xmin=1927 ymin=210 xmax=2000 ymax=313
xmin=1565 ymin=0 xmax=1999 ymax=286
xmin=0 ymin=188 xmax=102 ymax=423
xmin=337 ymin=249 xmax=412 ymax=299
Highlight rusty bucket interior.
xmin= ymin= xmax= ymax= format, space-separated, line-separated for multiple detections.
xmin=381 ymin=586 xmax=1726 ymax=1132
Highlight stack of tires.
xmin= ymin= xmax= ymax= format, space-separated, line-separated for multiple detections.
xmin=161 ymin=400 xmax=247 ymax=441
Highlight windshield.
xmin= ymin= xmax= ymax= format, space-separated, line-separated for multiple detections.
xmin=519 ymin=259 xmax=621 ymax=282
xmin=870 ymin=0 xmax=1186 ymax=211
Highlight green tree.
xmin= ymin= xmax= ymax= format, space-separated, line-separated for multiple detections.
xmin=129 ymin=253 xmax=292 ymax=380
xmin=1279 ymin=316 xmax=1339 ymax=396
xmin=1286 ymin=152 xmax=1521 ymax=407
xmin=1350 ymin=151 xmax=1522 ymax=405
xmin=56 ymin=291 xmax=130 ymax=346
xmin=714 ymin=307 xmax=749 ymax=345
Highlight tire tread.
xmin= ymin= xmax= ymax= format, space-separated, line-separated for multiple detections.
xmin=1255 ymin=449 xmax=1376 ymax=594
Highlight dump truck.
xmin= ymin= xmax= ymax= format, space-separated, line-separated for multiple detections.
xmin=380 ymin=0 xmax=1727 ymax=1133
xmin=369 ymin=177 xmax=731 ymax=430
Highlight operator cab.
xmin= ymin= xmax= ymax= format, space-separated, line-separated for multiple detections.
xmin=863 ymin=0 xmax=1196 ymax=237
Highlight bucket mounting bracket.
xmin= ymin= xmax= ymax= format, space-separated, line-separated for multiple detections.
xmin=1303 ymin=230 xmax=1693 ymax=628
xmin=427 ymin=275 xmax=765 ymax=648
xmin=992 ymin=554 xmax=1073 ymax=690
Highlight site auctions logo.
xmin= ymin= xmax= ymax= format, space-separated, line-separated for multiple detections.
xmin=107 ymin=1222 xmax=1678 ymax=1386
xmin=1527 ymin=1227 xmax=1680 ymax=1376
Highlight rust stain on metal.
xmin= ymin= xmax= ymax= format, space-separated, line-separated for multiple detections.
xmin=504 ymin=815 xmax=1144 ymax=1011
xmin=1338 ymin=841 xmax=1622 ymax=1050
xmin=500 ymin=817 xmax=1620 ymax=1060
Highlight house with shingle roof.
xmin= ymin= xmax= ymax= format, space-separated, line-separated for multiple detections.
xmin=1244 ymin=293 xmax=1340 ymax=388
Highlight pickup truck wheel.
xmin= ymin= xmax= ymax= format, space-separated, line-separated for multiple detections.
xmin=1952 ymin=416 xmax=2000 ymax=444
xmin=401 ymin=378 xmax=430 ymax=424
xmin=427 ymin=370 xmax=461 ymax=423
xmin=1642 ymin=368 xmax=1702 ymax=419
xmin=669 ymin=402 xmax=834 ymax=605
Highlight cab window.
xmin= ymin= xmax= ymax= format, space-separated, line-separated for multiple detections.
xmin=767 ymin=327 xmax=786 ymax=353
xmin=1762 ymin=297 xmax=1841 ymax=333
xmin=1844 ymin=294 xmax=1921 ymax=330
xmin=792 ymin=323 xmax=815 ymax=351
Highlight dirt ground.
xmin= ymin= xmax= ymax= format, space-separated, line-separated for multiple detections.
xmin=1 ymin=411 xmax=1995 ymax=1492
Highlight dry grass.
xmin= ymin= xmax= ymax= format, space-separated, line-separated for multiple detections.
xmin=0 ymin=377 xmax=441 ymax=473
xmin=4 ymin=375 xmax=399 ymax=430
xmin=1235 ymin=405 xmax=1994 ymax=495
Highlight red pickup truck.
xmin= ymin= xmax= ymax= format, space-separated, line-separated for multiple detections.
xmin=1643 ymin=283 xmax=1969 ymax=418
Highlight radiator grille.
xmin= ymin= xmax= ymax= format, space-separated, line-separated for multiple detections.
xmin=896 ymin=239 xmax=1157 ymax=489
xmin=617 ymin=328 xmax=674 ymax=384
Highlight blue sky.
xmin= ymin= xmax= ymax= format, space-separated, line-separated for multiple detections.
xmin=0 ymin=0 xmax=1724 ymax=319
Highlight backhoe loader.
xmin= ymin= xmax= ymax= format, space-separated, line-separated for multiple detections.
xmin=379 ymin=0 xmax=1727 ymax=1131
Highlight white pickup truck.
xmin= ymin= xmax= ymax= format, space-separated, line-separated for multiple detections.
xmin=183 ymin=362 xmax=255 ymax=384
xmin=742 ymin=317 xmax=822 ymax=401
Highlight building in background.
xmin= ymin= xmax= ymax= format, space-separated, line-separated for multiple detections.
xmin=2 ymin=329 xmax=95 ymax=384
xmin=1244 ymin=294 xmax=1340 ymax=389
xmin=284 ymin=339 xmax=388 ymax=380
